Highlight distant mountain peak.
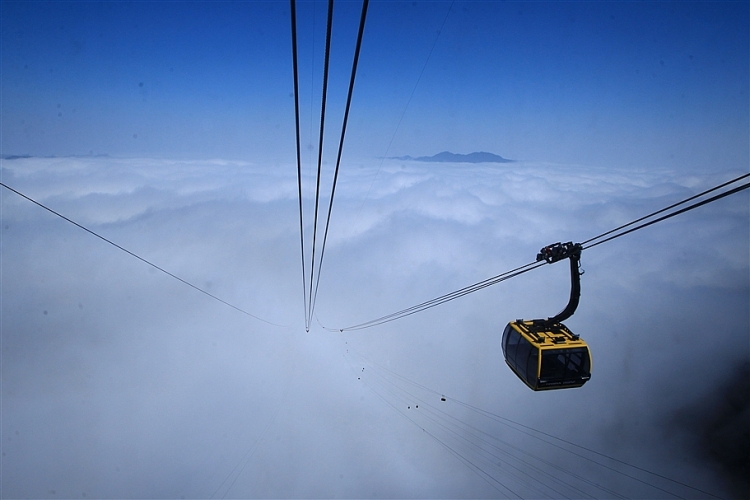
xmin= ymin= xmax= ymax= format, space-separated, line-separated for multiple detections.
xmin=391 ymin=151 xmax=514 ymax=163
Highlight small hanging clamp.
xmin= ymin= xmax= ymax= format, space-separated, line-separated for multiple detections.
xmin=537 ymin=242 xmax=582 ymax=264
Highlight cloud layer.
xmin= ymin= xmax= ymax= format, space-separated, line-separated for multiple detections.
xmin=1 ymin=156 xmax=748 ymax=498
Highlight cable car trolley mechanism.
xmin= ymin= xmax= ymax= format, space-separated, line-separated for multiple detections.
xmin=502 ymin=242 xmax=592 ymax=391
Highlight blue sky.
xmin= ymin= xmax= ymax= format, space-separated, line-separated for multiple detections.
xmin=2 ymin=1 xmax=748 ymax=169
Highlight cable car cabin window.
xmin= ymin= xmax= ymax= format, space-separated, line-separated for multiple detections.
xmin=501 ymin=324 xmax=510 ymax=357
xmin=514 ymin=334 xmax=533 ymax=374
xmin=526 ymin=348 xmax=539 ymax=387
xmin=503 ymin=325 xmax=522 ymax=370
xmin=539 ymin=348 xmax=590 ymax=387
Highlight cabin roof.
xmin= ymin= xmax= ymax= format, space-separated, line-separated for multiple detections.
xmin=510 ymin=319 xmax=588 ymax=349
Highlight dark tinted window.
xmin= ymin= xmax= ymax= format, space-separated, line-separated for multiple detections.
xmin=502 ymin=324 xmax=512 ymax=357
xmin=526 ymin=348 xmax=539 ymax=387
xmin=540 ymin=348 xmax=590 ymax=382
xmin=515 ymin=335 xmax=532 ymax=376
xmin=504 ymin=328 xmax=521 ymax=369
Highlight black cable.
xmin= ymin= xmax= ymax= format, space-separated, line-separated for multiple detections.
xmin=582 ymin=172 xmax=749 ymax=246
xmin=1 ymin=182 xmax=287 ymax=328
xmin=362 ymin=260 xmax=538 ymax=326
xmin=353 ymin=351 xmax=579 ymax=498
xmin=377 ymin=382 xmax=542 ymax=497
xmin=380 ymin=0 xmax=453 ymax=162
xmin=349 ymin=1 xmax=454 ymax=238
xmin=343 ymin=347 xmax=517 ymax=497
xmin=327 ymin=261 xmax=543 ymax=331
xmin=219 ymin=404 xmax=281 ymax=499
xmin=328 ymin=174 xmax=749 ymax=332
xmin=290 ymin=0 xmax=310 ymax=330
xmin=350 ymin=346 xmax=720 ymax=499
xmin=310 ymin=0 xmax=370 ymax=320
xmin=457 ymin=401 xmax=722 ymax=499
xmin=307 ymin=0 xmax=335 ymax=328
xmin=583 ymin=180 xmax=749 ymax=250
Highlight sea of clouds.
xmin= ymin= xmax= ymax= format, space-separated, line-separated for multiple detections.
xmin=1 ymin=156 xmax=747 ymax=498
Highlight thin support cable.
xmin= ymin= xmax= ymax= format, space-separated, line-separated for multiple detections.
xmin=347 ymin=1 xmax=454 ymax=239
xmin=457 ymin=402 xmax=722 ymax=499
xmin=327 ymin=174 xmax=749 ymax=332
xmin=584 ymin=181 xmax=750 ymax=250
xmin=342 ymin=351 xmax=517 ymax=497
xmin=582 ymin=172 xmax=749 ymax=246
xmin=308 ymin=0 xmax=317 ymax=175
xmin=308 ymin=0 xmax=334 ymax=327
xmin=290 ymin=0 xmax=309 ymax=330
xmin=350 ymin=352 xmax=574 ymax=497
xmin=354 ymin=352 xmax=571 ymax=498
xmin=342 ymin=262 xmax=544 ymax=331
xmin=310 ymin=0 xmax=370 ymax=319
xmin=322 ymin=261 xmax=542 ymax=332
xmin=1 ymin=182 xmax=287 ymax=328
xmin=350 ymin=347 xmax=718 ymax=499
xmin=218 ymin=404 xmax=281 ymax=499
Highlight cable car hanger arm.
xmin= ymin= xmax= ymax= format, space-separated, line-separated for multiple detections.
xmin=535 ymin=242 xmax=583 ymax=326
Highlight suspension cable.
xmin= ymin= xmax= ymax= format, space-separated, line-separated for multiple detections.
xmin=326 ymin=173 xmax=749 ymax=332
xmin=310 ymin=0 xmax=370 ymax=322
xmin=1 ymin=182 xmax=288 ymax=328
xmin=307 ymin=0 xmax=335 ymax=328
xmin=582 ymin=172 xmax=749 ymax=247
xmin=343 ymin=348 xmax=518 ymax=496
xmin=348 ymin=346 xmax=722 ymax=499
xmin=323 ymin=260 xmax=545 ymax=331
xmin=583 ymin=177 xmax=749 ymax=250
xmin=289 ymin=0 xmax=309 ymax=330
xmin=348 ymin=1 xmax=454 ymax=240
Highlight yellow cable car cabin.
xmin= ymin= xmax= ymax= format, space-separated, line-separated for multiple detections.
xmin=502 ymin=320 xmax=591 ymax=390
xmin=503 ymin=242 xmax=592 ymax=391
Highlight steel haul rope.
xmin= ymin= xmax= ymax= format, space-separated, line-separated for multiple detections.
xmin=310 ymin=0 xmax=370 ymax=321
xmin=346 ymin=346 xmax=721 ymax=498
xmin=0 ymin=182 xmax=287 ymax=327
xmin=347 ymin=1 xmax=455 ymax=240
xmin=289 ymin=0 xmax=309 ymax=329
xmin=583 ymin=176 xmax=749 ymax=250
xmin=307 ymin=0 xmax=336 ymax=330
xmin=326 ymin=173 xmax=749 ymax=332
xmin=581 ymin=172 xmax=749 ymax=247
